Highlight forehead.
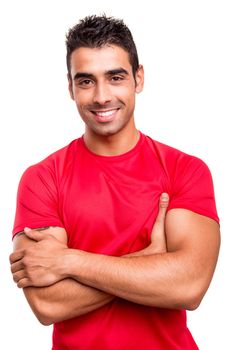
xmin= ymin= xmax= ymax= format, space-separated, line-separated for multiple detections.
xmin=70 ymin=45 xmax=132 ymax=76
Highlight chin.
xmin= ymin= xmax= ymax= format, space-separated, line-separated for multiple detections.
xmin=90 ymin=124 xmax=124 ymax=137
xmin=94 ymin=129 xmax=118 ymax=137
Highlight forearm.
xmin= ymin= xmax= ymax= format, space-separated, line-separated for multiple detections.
xmin=11 ymin=229 xmax=114 ymax=324
xmin=63 ymin=249 xmax=201 ymax=310
xmin=23 ymin=278 xmax=114 ymax=325
xmin=26 ymin=247 xmax=153 ymax=325
xmin=61 ymin=211 xmax=220 ymax=311
xmin=22 ymin=244 xmax=155 ymax=325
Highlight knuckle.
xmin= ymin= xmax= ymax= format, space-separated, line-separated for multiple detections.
xmin=18 ymin=278 xmax=27 ymax=288
xmin=13 ymin=274 xmax=18 ymax=283
xmin=17 ymin=281 xmax=23 ymax=288
xmin=160 ymin=200 xmax=168 ymax=208
xmin=22 ymin=256 xmax=30 ymax=267
xmin=13 ymin=271 xmax=21 ymax=283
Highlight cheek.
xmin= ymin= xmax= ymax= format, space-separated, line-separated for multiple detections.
xmin=74 ymin=90 xmax=91 ymax=107
xmin=123 ymin=90 xmax=135 ymax=108
xmin=114 ymin=86 xmax=135 ymax=104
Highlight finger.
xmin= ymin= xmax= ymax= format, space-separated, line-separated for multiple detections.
xmin=11 ymin=260 xmax=24 ymax=274
xmin=13 ymin=269 xmax=26 ymax=284
xmin=160 ymin=192 xmax=169 ymax=208
xmin=156 ymin=193 xmax=169 ymax=223
xmin=150 ymin=193 xmax=169 ymax=252
xmin=9 ymin=251 xmax=24 ymax=264
xmin=24 ymin=227 xmax=45 ymax=242
xmin=17 ymin=278 xmax=31 ymax=289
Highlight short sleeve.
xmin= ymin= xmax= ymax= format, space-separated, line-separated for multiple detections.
xmin=168 ymin=155 xmax=219 ymax=223
xmin=12 ymin=162 xmax=64 ymax=238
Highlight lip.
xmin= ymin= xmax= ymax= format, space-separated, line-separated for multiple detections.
xmin=91 ymin=108 xmax=119 ymax=123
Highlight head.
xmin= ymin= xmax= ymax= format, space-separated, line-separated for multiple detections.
xmin=65 ymin=15 xmax=144 ymax=141
xmin=66 ymin=14 xmax=139 ymax=79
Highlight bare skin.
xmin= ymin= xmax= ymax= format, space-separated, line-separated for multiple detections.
xmin=10 ymin=193 xmax=169 ymax=325
xmin=11 ymin=207 xmax=220 ymax=313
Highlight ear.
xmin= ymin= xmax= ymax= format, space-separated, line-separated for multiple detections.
xmin=67 ymin=73 xmax=74 ymax=100
xmin=135 ymin=64 xmax=144 ymax=93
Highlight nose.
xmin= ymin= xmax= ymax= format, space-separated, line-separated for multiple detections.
xmin=93 ymin=82 xmax=112 ymax=105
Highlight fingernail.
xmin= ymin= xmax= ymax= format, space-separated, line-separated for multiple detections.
xmin=161 ymin=193 xmax=169 ymax=200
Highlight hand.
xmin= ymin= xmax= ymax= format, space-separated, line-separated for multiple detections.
xmin=125 ymin=193 xmax=169 ymax=257
xmin=10 ymin=228 xmax=68 ymax=288
xmin=149 ymin=192 xmax=169 ymax=253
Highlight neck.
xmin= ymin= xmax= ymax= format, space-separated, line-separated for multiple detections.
xmin=83 ymin=123 xmax=140 ymax=156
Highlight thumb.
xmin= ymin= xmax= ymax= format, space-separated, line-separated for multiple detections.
xmin=160 ymin=192 xmax=169 ymax=209
xmin=151 ymin=192 xmax=169 ymax=231
xmin=24 ymin=227 xmax=45 ymax=242
xmin=150 ymin=193 xmax=169 ymax=253
xmin=156 ymin=193 xmax=169 ymax=222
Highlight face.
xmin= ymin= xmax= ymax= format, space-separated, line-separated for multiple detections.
xmin=68 ymin=45 xmax=144 ymax=138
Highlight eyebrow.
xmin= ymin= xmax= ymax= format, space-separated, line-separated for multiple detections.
xmin=106 ymin=68 xmax=129 ymax=76
xmin=73 ymin=68 xmax=129 ymax=81
xmin=73 ymin=72 xmax=94 ymax=80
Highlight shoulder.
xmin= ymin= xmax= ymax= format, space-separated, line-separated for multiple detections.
xmin=19 ymin=138 xmax=81 ymax=185
xmin=144 ymin=134 xmax=210 ymax=176
xmin=143 ymin=135 xmax=218 ymax=222
xmin=23 ymin=138 xmax=80 ymax=173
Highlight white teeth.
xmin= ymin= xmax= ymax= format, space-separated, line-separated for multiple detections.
xmin=95 ymin=110 xmax=117 ymax=117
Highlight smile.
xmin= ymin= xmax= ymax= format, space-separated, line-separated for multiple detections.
xmin=91 ymin=108 xmax=119 ymax=122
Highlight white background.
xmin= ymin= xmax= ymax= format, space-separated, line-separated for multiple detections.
xmin=1 ymin=1 xmax=232 ymax=349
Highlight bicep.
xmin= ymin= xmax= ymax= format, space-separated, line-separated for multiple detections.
xmin=166 ymin=209 xmax=220 ymax=286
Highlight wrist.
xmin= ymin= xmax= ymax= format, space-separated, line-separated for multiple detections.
xmin=59 ymin=248 xmax=83 ymax=279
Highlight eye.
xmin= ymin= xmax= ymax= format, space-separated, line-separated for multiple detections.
xmin=74 ymin=78 xmax=95 ymax=89
xmin=79 ymin=79 xmax=93 ymax=86
xmin=110 ymin=75 xmax=125 ymax=84
xmin=112 ymin=76 xmax=123 ymax=81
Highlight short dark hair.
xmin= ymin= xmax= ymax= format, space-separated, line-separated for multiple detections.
xmin=65 ymin=15 xmax=139 ymax=77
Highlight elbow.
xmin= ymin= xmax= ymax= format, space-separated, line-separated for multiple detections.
xmin=24 ymin=292 xmax=55 ymax=326
xmin=36 ymin=312 xmax=54 ymax=326
xmin=167 ymin=294 xmax=203 ymax=311
xmin=32 ymin=305 xmax=55 ymax=326
xmin=33 ymin=300 xmax=58 ymax=326
xmin=185 ymin=297 xmax=202 ymax=311
xmin=181 ymin=285 xmax=207 ymax=311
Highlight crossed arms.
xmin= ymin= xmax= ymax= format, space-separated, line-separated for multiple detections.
xmin=10 ymin=194 xmax=220 ymax=325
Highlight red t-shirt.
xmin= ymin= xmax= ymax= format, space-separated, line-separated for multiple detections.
xmin=13 ymin=132 xmax=219 ymax=350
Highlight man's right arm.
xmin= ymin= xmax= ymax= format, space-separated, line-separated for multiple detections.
xmin=12 ymin=227 xmax=114 ymax=325
xmin=11 ymin=195 xmax=169 ymax=325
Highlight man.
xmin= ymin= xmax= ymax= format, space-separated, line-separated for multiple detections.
xmin=10 ymin=15 xmax=220 ymax=350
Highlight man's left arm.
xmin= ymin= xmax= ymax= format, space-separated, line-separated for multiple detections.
xmin=63 ymin=209 xmax=220 ymax=310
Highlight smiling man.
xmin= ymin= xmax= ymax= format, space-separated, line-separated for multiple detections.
xmin=69 ymin=44 xmax=143 ymax=153
xmin=10 ymin=15 xmax=220 ymax=350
